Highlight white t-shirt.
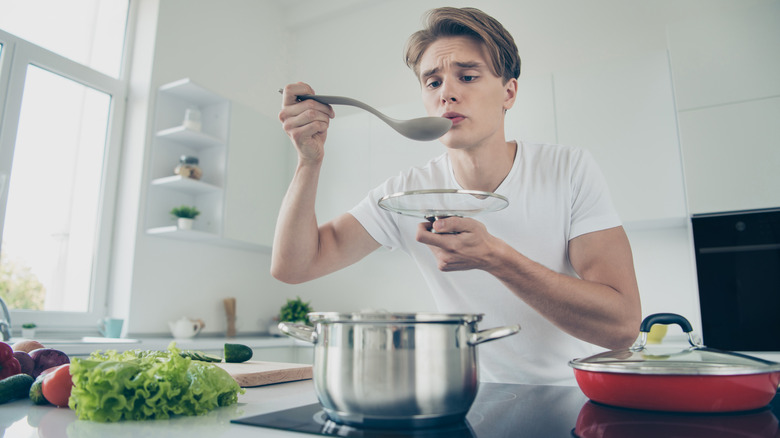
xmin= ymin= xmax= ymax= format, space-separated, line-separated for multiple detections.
xmin=348 ymin=141 xmax=621 ymax=385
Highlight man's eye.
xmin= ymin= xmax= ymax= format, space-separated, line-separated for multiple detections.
xmin=426 ymin=80 xmax=441 ymax=88
xmin=462 ymin=76 xmax=477 ymax=82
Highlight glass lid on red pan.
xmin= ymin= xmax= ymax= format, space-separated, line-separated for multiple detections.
xmin=378 ymin=189 xmax=508 ymax=221
xmin=569 ymin=313 xmax=780 ymax=376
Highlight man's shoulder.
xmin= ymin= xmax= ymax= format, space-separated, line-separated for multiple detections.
xmin=389 ymin=152 xmax=450 ymax=189
xmin=518 ymin=140 xmax=587 ymax=165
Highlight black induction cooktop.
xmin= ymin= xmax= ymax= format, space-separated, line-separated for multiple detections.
xmin=231 ymin=383 xmax=780 ymax=438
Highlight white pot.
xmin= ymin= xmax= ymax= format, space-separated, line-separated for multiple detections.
xmin=177 ymin=217 xmax=194 ymax=230
xmin=22 ymin=328 xmax=35 ymax=338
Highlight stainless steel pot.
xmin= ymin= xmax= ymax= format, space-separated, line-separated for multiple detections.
xmin=279 ymin=312 xmax=520 ymax=428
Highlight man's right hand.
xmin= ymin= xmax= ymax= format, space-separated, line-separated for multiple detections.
xmin=278 ymin=82 xmax=335 ymax=164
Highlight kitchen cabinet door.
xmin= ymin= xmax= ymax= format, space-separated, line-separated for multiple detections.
xmin=554 ymin=50 xmax=687 ymax=224
xmin=222 ymin=104 xmax=288 ymax=247
xmin=667 ymin=2 xmax=780 ymax=112
xmin=678 ymin=97 xmax=780 ymax=214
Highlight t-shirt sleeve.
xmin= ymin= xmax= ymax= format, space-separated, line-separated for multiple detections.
xmin=568 ymin=149 xmax=622 ymax=240
xmin=348 ymin=179 xmax=403 ymax=251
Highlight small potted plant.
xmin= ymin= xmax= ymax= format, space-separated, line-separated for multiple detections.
xmin=22 ymin=323 xmax=36 ymax=338
xmin=170 ymin=205 xmax=201 ymax=230
xmin=270 ymin=296 xmax=314 ymax=335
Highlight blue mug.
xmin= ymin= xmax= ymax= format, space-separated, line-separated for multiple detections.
xmin=98 ymin=317 xmax=124 ymax=338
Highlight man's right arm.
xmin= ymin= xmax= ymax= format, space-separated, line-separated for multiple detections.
xmin=270 ymin=83 xmax=380 ymax=284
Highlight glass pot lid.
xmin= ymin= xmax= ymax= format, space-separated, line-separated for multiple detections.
xmin=569 ymin=313 xmax=780 ymax=376
xmin=377 ymin=189 xmax=508 ymax=221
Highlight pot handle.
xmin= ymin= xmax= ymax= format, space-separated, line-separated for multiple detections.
xmin=468 ymin=324 xmax=520 ymax=346
xmin=631 ymin=313 xmax=703 ymax=351
xmin=278 ymin=322 xmax=318 ymax=344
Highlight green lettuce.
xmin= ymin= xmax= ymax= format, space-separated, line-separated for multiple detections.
xmin=68 ymin=344 xmax=244 ymax=422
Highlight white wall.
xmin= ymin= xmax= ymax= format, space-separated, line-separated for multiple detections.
xmin=118 ymin=0 xmax=776 ymax=337
xmin=119 ymin=0 xmax=297 ymax=336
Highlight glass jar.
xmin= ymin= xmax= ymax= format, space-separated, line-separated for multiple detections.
xmin=183 ymin=105 xmax=202 ymax=131
xmin=174 ymin=155 xmax=202 ymax=180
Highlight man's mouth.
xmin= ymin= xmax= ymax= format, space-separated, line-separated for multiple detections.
xmin=442 ymin=112 xmax=466 ymax=125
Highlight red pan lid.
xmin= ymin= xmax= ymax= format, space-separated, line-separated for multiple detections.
xmin=569 ymin=313 xmax=780 ymax=376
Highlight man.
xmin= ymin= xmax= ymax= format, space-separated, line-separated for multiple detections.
xmin=273 ymin=7 xmax=641 ymax=385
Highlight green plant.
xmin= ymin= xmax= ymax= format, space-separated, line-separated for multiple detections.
xmin=278 ymin=296 xmax=313 ymax=325
xmin=0 ymin=252 xmax=45 ymax=310
xmin=170 ymin=205 xmax=201 ymax=219
xmin=22 ymin=323 xmax=36 ymax=329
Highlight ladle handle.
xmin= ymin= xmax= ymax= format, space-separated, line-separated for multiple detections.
xmin=297 ymin=94 xmax=397 ymax=123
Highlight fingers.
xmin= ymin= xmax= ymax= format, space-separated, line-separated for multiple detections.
xmin=279 ymin=82 xmax=336 ymax=118
xmin=278 ymin=83 xmax=336 ymax=156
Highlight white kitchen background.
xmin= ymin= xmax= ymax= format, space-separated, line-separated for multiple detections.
xmin=110 ymin=0 xmax=778 ymax=340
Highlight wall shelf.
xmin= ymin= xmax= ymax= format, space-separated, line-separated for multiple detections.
xmin=155 ymin=125 xmax=224 ymax=150
xmin=151 ymin=175 xmax=220 ymax=194
xmin=147 ymin=226 xmax=218 ymax=241
xmin=145 ymin=79 xmax=229 ymax=238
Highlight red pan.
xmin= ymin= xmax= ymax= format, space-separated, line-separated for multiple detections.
xmin=569 ymin=313 xmax=780 ymax=413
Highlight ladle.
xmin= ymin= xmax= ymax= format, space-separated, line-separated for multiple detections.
xmin=281 ymin=90 xmax=452 ymax=141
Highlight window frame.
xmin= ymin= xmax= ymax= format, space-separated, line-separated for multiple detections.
xmin=0 ymin=5 xmax=132 ymax=332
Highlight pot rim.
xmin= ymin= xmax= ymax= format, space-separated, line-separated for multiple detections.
xmin=307 ymin=312 xmax=483 ymax=324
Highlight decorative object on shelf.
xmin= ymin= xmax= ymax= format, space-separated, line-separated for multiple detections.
xmin=21 ymin=323 xmax=36 ymax=338
xmin=174 ymin=155 xmax=203 ymax=180
xmin=224 ymin=297 xmax=237 ymax=337
xmin=168 ymin=316 xmax=205 ymax=339
xmin=278 ymin=296 xmax=314 ymax=326
xmin=170 ymin=205 xmax=201 ymax=230
xmin=183 ymin=105 xmax=202 ymax=131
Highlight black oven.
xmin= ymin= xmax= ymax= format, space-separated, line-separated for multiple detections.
xmin=692 ymin=208 xmax=780 ymax=351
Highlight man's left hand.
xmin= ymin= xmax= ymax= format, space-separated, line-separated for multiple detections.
xmin=415 ymin=217 xmax=502 ymax=272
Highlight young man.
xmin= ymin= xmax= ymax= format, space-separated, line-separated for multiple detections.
xmin=274 ymin=7 xmax=641 ymax=385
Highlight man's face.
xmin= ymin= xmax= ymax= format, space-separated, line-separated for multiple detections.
xmin=418 ymin=36 xmax=516 ymax=150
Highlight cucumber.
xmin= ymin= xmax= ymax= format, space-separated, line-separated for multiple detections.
xmin=29 ymin=374 xmax=48 ymax=405
xmin=224 ymin=343 xmax=253 ymax=363
xmin=179 ymin=350 xmax=222 ymax=363
xmin=0 ymin=373 xmax=34 ymax=404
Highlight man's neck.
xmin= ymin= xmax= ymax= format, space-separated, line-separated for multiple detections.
xmin=449 ymin=140 xmax=517 ymax=192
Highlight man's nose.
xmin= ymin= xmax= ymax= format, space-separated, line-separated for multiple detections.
xmin=439 ymin=81 xmax=459 ymax=104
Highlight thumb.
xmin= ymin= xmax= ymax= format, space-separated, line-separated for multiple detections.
xmin=431 ymin=217 xmax=454 ymax=234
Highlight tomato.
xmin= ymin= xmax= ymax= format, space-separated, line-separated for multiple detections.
xmin=41 ymin=364 xmax=72 ymax=408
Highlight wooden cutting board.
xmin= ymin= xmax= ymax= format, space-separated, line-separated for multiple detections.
xmin=215 ymin=360 xmax=313 ymax=387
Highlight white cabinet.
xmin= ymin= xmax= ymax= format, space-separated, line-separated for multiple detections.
xmin=145 ymin=79 xmax=285 ymax=249
xmin=667 ymin=2 xmax=780 ymax=111
xmin=667 ymin=2 xmax=780 ymax=214
xmin=554 ymin=50 xmax=687 ymax=225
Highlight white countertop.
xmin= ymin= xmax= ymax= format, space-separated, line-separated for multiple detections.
xmin=8 ymin=335 xmax=306 ymax=357
xmin=0 ymin=379 xmax=319 ymax=438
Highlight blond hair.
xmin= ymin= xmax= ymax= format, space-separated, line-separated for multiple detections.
xmin=405 ymin=7 xmax=521 ymax=83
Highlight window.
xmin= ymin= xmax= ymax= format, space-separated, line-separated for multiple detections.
xmin=0 ymin=1 xmax=130 ymax=331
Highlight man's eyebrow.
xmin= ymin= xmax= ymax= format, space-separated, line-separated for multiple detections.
xmin=455 ymin=61 xmax=483 ymax=70
xmin=421 ymin=67 xmax=439 ymax=79
xmin=421 ymin=61 xmax=485 ymax=78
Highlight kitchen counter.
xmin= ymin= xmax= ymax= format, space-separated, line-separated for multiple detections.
xmin=8 ymin=335 xmax=310 ymax=357
xmin=1 ymin=378 xmax=778 ymax=437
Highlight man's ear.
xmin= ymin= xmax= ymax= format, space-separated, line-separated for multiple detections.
xmin=503 ymin=78 xmax=518 ymax=112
